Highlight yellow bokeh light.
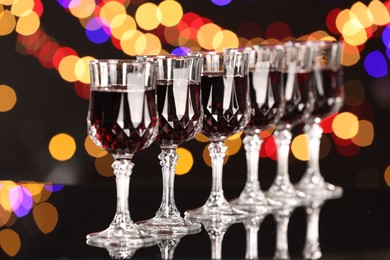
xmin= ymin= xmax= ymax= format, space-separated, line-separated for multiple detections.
xmin=20 ymin=182 xmax=47 ymax=203
xmin=227 ymin=131 xmax=243 ymax=140
xmin=341 ymin=43 xmax=360 ymax=66
xmin=213 ymin=29 xmax=239 ymax=51
xmin=195 ymin=133 xmax=209 ymax=143
xmin=69 ymin=0 xmax=95 ymax=19
xmin=111 ymin=14 xmax=137 ymax=40
xmin=85 ymin=136 xmax=107 ymax=158
xmin=135 ymin=2 xmax=160 ymax=31
xmin=48 ymin=133 xmax=77 ymax=161
xmin=176 ymin=147 xmax=193 ymax=175
xmin=0 ymin=229 xmax=21 ymax=257
xmin=33 ymin=202 xmax=58 ymax=234
xmin=59 ymin=55 xmax=80 ymax=82
xmin=0 ymin=203 xmax=12 ymax=228
xmin=342 ymin=19 xmax=367 ymax=46
xmin=158 ymin=0 xmax=183 ymax=27
xmin=384 ymin=165 xmax=390 ymax=187
xmin=121 ymin=29 xmax=144 ymax=56
xmin=0 ymin=0 xmax=15 ymax=6
xmin=95 ymin=153 xmax=114 ymax=177
xmin=0 ymin=9 xmax=16 ymax=36
xmin=0 ymin=181 xmax=16 ymax=212
xmin=198 ymin=23 xmax=222 ymax=50
xmin=332 ymin=112 xmax=359 ymax=139
xmin=202 ymin=144 xmax=229 ymax=167
xmin=260 ymin=126 xmax=275 ymax=139
xmin=291 ymin=134 xmax=309 ymax=161
xmin=350 ymin=1 xmax=374 ymax=28
xmin=336 ymin=9 xmax=350 ymax=34
xmin=0 ymin=84 xmax=17 ymax=112
xmin=226 ymin=137 xmax=242 ymax=156
xmin=10 ymin=0 xmax=33 ymax=17
xmin=136 ymin=33 xmax=161 ymax=55
xmin=15 ymin=10 xmax=39 ymax=36
xmin=368 ymin=0 xmax=390 ymax=26
xmin=351 ymin=120 xmax=374 ymax=147
xmin=75 ymin=56 xmax=95 ymax=84
xmin=100 ymin=1 xmax=126 ymax=25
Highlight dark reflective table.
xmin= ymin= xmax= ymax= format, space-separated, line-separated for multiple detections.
xmin=1 ymin=180 xmax=390 ymax=259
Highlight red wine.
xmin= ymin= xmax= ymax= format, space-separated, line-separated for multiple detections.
xmin=246 ymin=70 xmax=283 ymax=133
xmin=88 ymin=88 xmax=158 ymax=156
xmin=279 ymin=71 xmax=313 ymax=127
xmin=155 ymin=80 xmax=202 ymax=146
xmin=311 ymin=68 xmax=343 ymax=118
xmin=200 ymin=74 xmax=250 ymax=139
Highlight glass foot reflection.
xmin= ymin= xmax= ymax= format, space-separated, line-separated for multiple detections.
xmin=138 ymin=216 xmax=201 ymax=235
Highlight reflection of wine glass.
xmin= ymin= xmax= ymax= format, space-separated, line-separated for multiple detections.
xmin=185 ymin=49 xmax=250 ymax=222
xmin=87 ymin=60 xmax=158 ymax=247
xmin=137 ymin=55 xmax=203 ymax=234
xmin=295 ymin=41 xmax=344 ymax=198
xmin=266 ymin=41 xmax=315 ymax=207
xmin=243 ymin=212 xmax=269 ymax=259
xmin=155 ymin=230 xmax=201 ymax=260
xmin=230 ymin=44 xmax=284 ymax=212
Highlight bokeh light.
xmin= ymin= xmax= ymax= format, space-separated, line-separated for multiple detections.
xmin=0 ymin=84 xmax=17 ymax=112
xmin=351 ymin=120 xmax=374 ymax=147
xmin=95 ymin=153 xmax=114 ymax=177
xmin=0 ymin=229 xmax=20 ymax=257
xmin=211 ymin=0 xmax=232 ymax=6
xmin=15 ymin=10 xmax=40 ymax=36
xmin=84 ymin=136 xmax=107 ymax=158
xmin=85 ymin=17 xmax=111 ymax=44
xmin=291 ymin=134 xmax=309 ymax=161
xmin=0 ymin=9 xmax=16 ymax=36
xmin=158 ymin=0 xmax=182 ymax=27
xmin=135 ymin=2 xmax=160 ymax=31
xmin=33 ymin=202 xmax=58 ymax=234
xmin=48 ymin=133 xmax=77 ymax=161
xmin=332 ymin=112 xmax=359 ymax=139
xmin=176 ymin=147 xmax=193 ymax=175
xmin=364 ymin=50 xmax=388 ymax=78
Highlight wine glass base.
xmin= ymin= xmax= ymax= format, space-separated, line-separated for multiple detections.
xmin=296 ymin=182 xmax=343 ymax=200
xmin=184 ymin=204 xmax=248 ymax=223
xmin=137 ymin=216 xmax=201 ymax=235
xmin=265 ymin=189 xmax=305 ymax=209
xmin=86 ymin=225 xmax=156 ymax=248
xmin=229 ymin=197 xmax=272 ymax=215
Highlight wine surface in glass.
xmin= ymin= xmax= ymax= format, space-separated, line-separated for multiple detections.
xmin=155 ymin=80 xmax=202 ymax=146
xmin=279 ymin=71 xmax=313 ymax=126
xmin=311 ymin=68 xmax=343 ymax=119
xmin=246 ymin=70 xmax=283 ymax=132
xmin=200 ymin=74 xmax=249 ymax=139
xmin=88 ymin=88 xmax=157 ymax=155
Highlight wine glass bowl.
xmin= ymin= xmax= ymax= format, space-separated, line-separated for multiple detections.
xmin=295 ymin=41 xmax=344 ymax=199
xmin=185 ymin=48 xmax=251 ymax=222
xmin=87 ymin=59 xmax=159 ymax=247
xmin=136 ymin=55 xmax=203 ymax=235
xmin=229 ymin=44 xmax=285 ymax=213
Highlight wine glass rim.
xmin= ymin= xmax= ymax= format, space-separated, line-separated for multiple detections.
xmin=137 ymin=55 xmax=202 ymax=61
xmin=89 ymin=59 xmax=156 ymax=65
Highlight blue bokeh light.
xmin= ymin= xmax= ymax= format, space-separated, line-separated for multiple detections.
xmin=364 ymin=50 xmax=388 ymax=78
xmin=211 ymin=0 xmax=232 ymax=6
xmin=382 ymin=25 xmax=390 ymax=49
xmin=45 ymin=184 xmax=65 ymax=192
xmin=171 ymin=46 xmax=192 ymax=56
xmin=10 ymin=186 xmax=33 ymax=218
xmin=85 ymin=18 xmax=111 ymax=44
xmin=57 ymin=0 xmax=71 ymax=8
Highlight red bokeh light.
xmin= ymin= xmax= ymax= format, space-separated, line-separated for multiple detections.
xmin=53 ymin=47 xmax=78 ymax=70
xmin=265 ymin=21 xmax=291 ymax=40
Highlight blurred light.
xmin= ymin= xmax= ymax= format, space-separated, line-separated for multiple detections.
xmin=341 ymin=18 xmax=367 ymax=46
xmin=368 ymin=0 xmax=390 ymax=26
xmin=350 ymin=2 xmax=374 ymax=29
xmin=85 ymin=136 xmax=107 ymax=158
xmin=68 ymin=0 xmax=95 ymax=19
xmin=351 ymin=120 xmax=374 ymax=147
xmin=336 ymin=9 xmax=350 ymax=35
xmin=332 ymin=112 xmax=359 ymax=139
xmin=0 ymin=84 xmax=17 ymax=112
xmin=202 ymin=144 xmax=229 ymax=167
xmin=265 ymin=21 xmax=291 ymax=40
xmin=135 ymin=2 xmax=160 ymax=31
xmin=33 ymin=0 xmax=43 ymax=17
xmin=120 ymin=29 xmax=143 ymax=56
xmin=58 ymin=54 xmax=80 ymax=82
xmin=0 ymin=0 xmax=15 ymax=6
xmin=10 ymin=0 xmax=34 ymax=17
xmin=384 ymin=165 xmax=390 ymax=187
xmin=364 ymin=50 xmax=388 ymax=78
xmin=0 ymin=181 xmax=16 ymax=211
xmin=57 ymin=0 xmax=71 ymax=9
xmin=259 ymin=126 xmax=274 ymax=139
xmin=226 ymin=136 xmax=242 ymax=156
xmin=0 ymin=229 xmax=21 ymax=257
xmin=382 ymin=25 xmax=390 ymax=48
xmin=136 ymin=33 xmax=161 ymax=55
xmin=291 ymin=134 xmax=309 ymax=161
xmin=85 ymin=17 xmax=111 ymax=44
xmin=227 ymin=131 xmax=243 ymax=140
xmin=176 ymin=147 xmax=193 ymax=175
xmin=75 ymin=56 xmax=95 ymax=83
xmin=320 ymin=112 xmax=338 ymax=134
xmin=213 ymin=29 xmax=239 ymax=51
xmin=341 ymin=43 xmax=360 ymax=66
xmin=333 ymin=137 xmax=360 ymax=157
xmin=33 ymin=202 xmax=58 ymax=234
xmin=0 ymin=10 xmax=16 ymax=36
xmin=15 ymin=10 xmax=39 ymax=35
xmin=344 ymin=80 xmax=365 ymax=106
xmin=356 ymin=168 xmax=379 ymax=188
xmin=237 ymin=21 xmax=262 ymax=39
xmin=171 ymin=46 xmax=191 ymax=55
xmin=260 ymin=135 xmax=276 ymax=160
xmin=319 ymin=134 xmax=331 ymax=159
xmin=0 ymin=203 xmax=12 ymax=228
xmin=95 ymin=153 xmax=114 ymax=177
xmin=326 ymin=8 xmax=341 ymax=34
xmin=158 ymin=0 xmax=182 ymax=27
xmin=197 ymin=23 xmax=221 ymax=50
xmin=100 ymin=1 xmax=126 ymax=25
xmin=9 ymin=186 xmax=33 ymax=217
xmin=48 ymin=133 xmax=77 ymax=161
xmin=53 ymin=47 xmax=77 ymax=70
xmin=110 ymin=14 xmax=136 ymax=40
xmin=74 ymin=81 xmax=90 ymax=100
xmin=211 ymin=0 xmax=232 ymax=6
xmin=44 ymin=183 xmax=64 ymax=192
xmin=38 ymin=41 xmax=60 ymax=69
xmin=195 ymin=133 xmax=209 ymax=143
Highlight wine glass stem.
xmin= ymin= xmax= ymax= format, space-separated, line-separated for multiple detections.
xmin=274 ymin=209 xmax=291 ymax=260
xmin=159 ymin=239 xmax=179 ymax=260
xmin=211 ymin=233 xmax=224 ymax=259
xmin=303 ymin=202 xmax=322 ymax=259
xmin=209 ymin=141 xmax=227 ymax=199
xmin=306 ymin=122 xmax=324 ymax=177
xmin=243 ymin=134 xmax=262 ymax=192
xmin=155 ymin=146 xmax=180 ymax=218
xmin=245 ymin=224 xmax=259 ymax=259
xmin=273 ymin=129 xmax=293 ymax=189
xmin=111 ymin=158 xmax=134 ymax=228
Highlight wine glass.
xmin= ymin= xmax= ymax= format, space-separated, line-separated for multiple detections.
xmin=243 ymin=212 xmax=269 ymax=259
xmin=185 ymin=48 xmax=251 ymax=222
xmin=230 ymin=44 xmax=285 ymax=213
xmin=87 ymin=59 xmax=159 ymax=247
xmin=136 ymin=55 xmax=203 ymax=234
xmin=295 ymin=41 xmax=344 ymax=199
xmin=265 ymin=41 xmax=315 ymax=207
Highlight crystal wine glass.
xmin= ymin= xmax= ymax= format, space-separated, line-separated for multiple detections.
xmin=87 ymin=59 xmax=159 ymax=247
xmin=230 ymin=44 xmax=285 ymax=213
xmin=136 ymin=55 xmax=203 ymax=234
xmin=185 ymin=48 xmax=251 ymax=222
xmin=295 ymin=41 xmax=344 ymax=199
xmin=266 ymin=41 xmax=315 ymax=207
